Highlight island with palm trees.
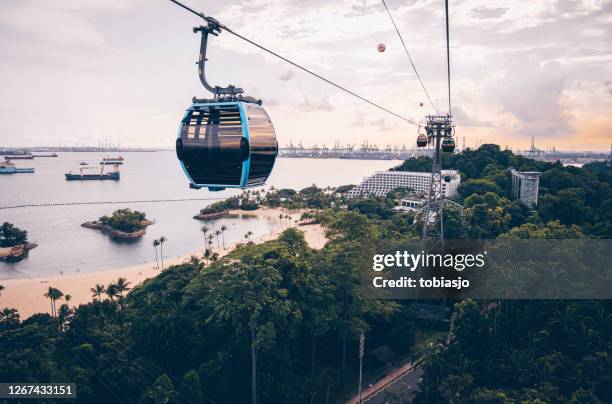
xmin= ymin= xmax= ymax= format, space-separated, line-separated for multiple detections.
xmin=81 ymin=208 xmax=153 ymax=239
xmin=193 ymin=197 xmax=239 ymax=220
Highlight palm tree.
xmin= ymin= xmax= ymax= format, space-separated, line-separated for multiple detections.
xmin=57 ymin=304 xmax=72 ymax=331
xmin=0 ymin=308 xmax=19 ymax=325
xmin=189 ymin=255 xmax=201 ymax=267
xmin=65 ymin=294 xmax=72 ymax=304
xmin=44 ymin=287 xmax=64 ymax=317
xmin=0 ymin=284 xmax=4 ymax=298
xmin=90 ymin=283 xmax=106 ymax=302
xmin=207 ymin=234 xmax=214 ymax=251
xmin=115 ymin=277 xmax=131 ymax=299
xmin=215 ymin=230 xmax=221 ymax=250
xmin=106 ymin=283 xmax=118 ymax=302
xmin=50 ymin=287 xmax=64 ymax=317
xmin=245 ymin=230 xmax=254 ymax=243
xmin=113 ymin=277 xmax=131 ymax=310
xmin=220 ymin=225 xmax=228 ymax=249
xmin=201 ymin=225 xmax=210 ymax=248
xmin=203 ymin=248 xmax=212 ymax=264
xmin=152 ymin=239 xmax=160 ymax=269
xmin=159 ymin=236 xmax=167 ymax=269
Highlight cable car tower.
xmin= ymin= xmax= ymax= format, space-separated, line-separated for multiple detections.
xmin=418 ymin=115 xmax=461 ymax=239
xmin=415 ymin=0 xmax=462 ymax=240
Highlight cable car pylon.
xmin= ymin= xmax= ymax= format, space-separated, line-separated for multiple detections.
xmin=415 ymin=0 xmax=462 ymax=240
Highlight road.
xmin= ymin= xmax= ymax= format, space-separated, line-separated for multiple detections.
xmin=347 ymin=363 xmax=423 ymax=404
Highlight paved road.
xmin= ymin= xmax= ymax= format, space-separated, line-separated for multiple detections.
xmin=347 ymin=363 xmax=423 ymax=404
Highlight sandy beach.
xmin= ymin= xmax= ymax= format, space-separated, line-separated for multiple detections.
xmin=0 ymin=207 xmax=327 ymax=319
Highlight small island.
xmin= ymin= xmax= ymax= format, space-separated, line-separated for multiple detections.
xmin=0 ymin=222 xmax=37 ymax=262
xmin=82 ymin=208 xmax=153 ymax=239
xmin=193 ymin=197 xmax=239 ymax=220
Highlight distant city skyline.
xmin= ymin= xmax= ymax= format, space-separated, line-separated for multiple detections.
xmin=1 ymin=0 xmax=611 ymax=151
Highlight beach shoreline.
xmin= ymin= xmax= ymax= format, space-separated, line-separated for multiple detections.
xmin=0 ymin=207 xmax=327 ymax=319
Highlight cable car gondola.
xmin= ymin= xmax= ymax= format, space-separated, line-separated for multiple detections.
xmin=416 ymin=126 xmax=428 ymax=148
xmin=175 ymin=20 xmax=278 ymax=191
xmin=441 ymin=137 xmax=455 ymax=153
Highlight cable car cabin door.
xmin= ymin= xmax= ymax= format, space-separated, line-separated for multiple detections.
xmin=244 ymin=104 xmax=278 ymax=187
xmin=177 ymin=102 xmax=249 ymax=190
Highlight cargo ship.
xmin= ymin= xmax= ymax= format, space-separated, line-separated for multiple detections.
xmin=31 ymin=152 xmax=58 ymax=157
xmin=4 ymin=154 xmax=34 ymax=160
xmin=100 ymin=156 xmax=124 ymax=165
xmin=65 ymin=164 xmax=120 ymax=181
xmin=0 ymin=160 xmax=34 ymax=174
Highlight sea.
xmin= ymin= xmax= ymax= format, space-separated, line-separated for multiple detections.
xmin=0 ymin=152 xmax=401 ymax=279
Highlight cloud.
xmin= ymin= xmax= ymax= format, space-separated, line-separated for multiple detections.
xmin=298 ymin=96 xmax=333 ymax=112
xmin=492 ymin=60 xmax=571 ymax=137
xmin=452 ymin=106 xmax=493 ymax=127
xmin=350 ymin=115 xmax=396 ymax=132
xmin=278 ymin=70 xmax=295 ymax=82
xmin=0 ymin=0 xmax=610 ymax=150
xmin=470 ymin=6 xmax=509 ymax=19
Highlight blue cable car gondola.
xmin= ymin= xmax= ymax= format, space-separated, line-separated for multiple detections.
xmin=176 ymin=100 xmax=277 ymax=191
xmin=175 ymin=20 xmax=278 ymax=191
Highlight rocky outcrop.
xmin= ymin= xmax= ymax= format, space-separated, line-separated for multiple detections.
xmin=0 ymin=242 xmax=37 ymax=262
xmin=81 ymin=220 xmax=153 ymax=239
xmin=193 ymin=210 xmax=229 ymax=221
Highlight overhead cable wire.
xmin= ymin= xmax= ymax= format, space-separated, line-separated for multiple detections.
xmin=380 ymin=0 xmax=437 ymax=113
xmin=168 ymin=0 xmax=418 ymax=126
xmin=443 ymin=0 xmax=452 ymax=115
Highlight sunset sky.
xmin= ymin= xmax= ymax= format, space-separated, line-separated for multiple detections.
xmin=1 ymin=0 xmax=611 ymax=151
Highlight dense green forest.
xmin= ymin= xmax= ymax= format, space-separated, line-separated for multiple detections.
xmin=393 ymin=144 xmax=611 ymax=238
xmin=1 ymin=145 xmax=610 ymax=403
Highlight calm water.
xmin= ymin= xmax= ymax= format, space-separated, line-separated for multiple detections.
xmin=0 ymin=152 xmax=401 ymax=279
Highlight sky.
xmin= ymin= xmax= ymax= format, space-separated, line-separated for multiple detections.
xmin=0 ymin=0 xmax=611 ymax=151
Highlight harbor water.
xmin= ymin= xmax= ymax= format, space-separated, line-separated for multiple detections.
xmin=0 ymin=152 xmax=401 ymax=278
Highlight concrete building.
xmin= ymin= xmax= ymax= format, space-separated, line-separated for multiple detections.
xmin=347 ymin=170 xmax=460 ymax=199
xmin=394 ymin=195 xmax=427 ymax=212
xmin=511 ymin=169 xmax=542 ymax=207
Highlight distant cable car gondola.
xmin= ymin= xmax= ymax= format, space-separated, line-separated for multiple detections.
xmin=441 ymin=137 xmax=455 ymax=153
xmin=416 ymin=126 xmax=428 ymax=148
xmin=377 ymin=43 xmax=386 ymax=52
xmin=175 ymin=21 xmax=278 ymax=191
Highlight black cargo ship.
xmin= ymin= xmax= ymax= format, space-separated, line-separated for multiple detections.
xmin=65 ymin=172 xmax=120 ymax=181
xmin=65 ymin=164 xmax=120 ymax=181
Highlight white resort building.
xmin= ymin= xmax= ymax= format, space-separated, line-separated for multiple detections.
xmin=510 ymin=169 xmax=542 ymax=207
xmin=347 ymin=170 xmax=461 ymax=199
